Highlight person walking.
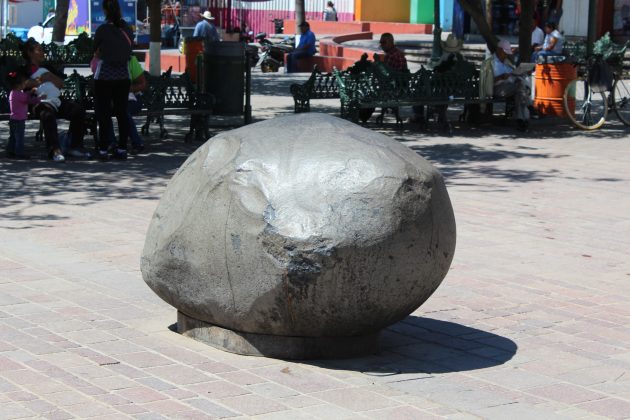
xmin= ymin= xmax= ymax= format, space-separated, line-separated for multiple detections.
xmin=323 ymin=1 xmax=338 ymax=21
xmin=5 ymin=69 xmax=43 ymax=160
xmin=193 ymin=10 xmax=220 ymax=52
xmin=93 ymin=0 xmax=134 ymax=161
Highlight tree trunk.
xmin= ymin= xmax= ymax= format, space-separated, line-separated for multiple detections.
xmin=431 ymin=0 xmax=442 ymax=61
xmin=148 ymin=0 xmax=162 ymax=75
xmin=518 ymin=0 xmax=535 ymax=62
xmin=457 ymin=0 xmax=498 ymax=53
xmin=52 ymin=0 xmax=70 ymax=44
xmin=485 ymin=0 xmax=492 ymax=27
xmin=148 ymin=0 xmax=162 ymax=43
xmin=295 ymin=0 xmax=305 ymax=33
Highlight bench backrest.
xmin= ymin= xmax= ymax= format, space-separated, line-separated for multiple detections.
xmin=0 ymin=32 xmax=94 ymax=68
xmin=335 ymin=56 xmax=479 ymax=104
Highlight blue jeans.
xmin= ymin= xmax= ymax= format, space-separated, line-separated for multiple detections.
xmin=286 ymin=51 xmax=313 ymax=73
xmin=7 ymin=120 xmax=25 ymax=156
xmin=531 ymin=50 xmax=561 ymax=62
xmin=107 ymin=97 xmax=143 ymax=148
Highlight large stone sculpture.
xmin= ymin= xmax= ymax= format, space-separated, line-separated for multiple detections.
xmin=141 ymin=113 xmax=456 ymax=359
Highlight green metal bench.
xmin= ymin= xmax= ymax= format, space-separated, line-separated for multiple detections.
xmin=290 ymin=66 xmax=341 ymax=113
xmin=0 ymin=32 xmax=94 ymax=119
xmin=335 ymin=55 xmax=496 ymax=128
xmin=65 ymin=68 xmax=215 ymax=144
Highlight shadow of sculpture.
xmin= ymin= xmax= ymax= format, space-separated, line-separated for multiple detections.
xmin=308 ymin=316 xmax=517 ymax=375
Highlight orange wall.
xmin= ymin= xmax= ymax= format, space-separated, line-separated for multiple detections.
xmin=355 ymin=0 xmax=411 ymax=23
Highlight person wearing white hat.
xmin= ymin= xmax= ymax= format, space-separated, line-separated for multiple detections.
xmin=440 ymin=33 xmax=463 ymax=55
xmin=492 ymin=39 xmax=531 ymax=131
xmin=193 ymin=10 xmax=220 ymax=52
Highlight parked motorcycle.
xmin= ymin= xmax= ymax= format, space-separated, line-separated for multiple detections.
xmin=254 ymin=32 xmax=294 ymax=73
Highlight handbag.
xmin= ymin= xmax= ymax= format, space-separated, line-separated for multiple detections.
xmin=90 ymin=55 xmax=101 ymax=73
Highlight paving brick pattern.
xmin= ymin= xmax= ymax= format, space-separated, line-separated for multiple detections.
xmin=0 ymin=70 xmax=629 ymax=419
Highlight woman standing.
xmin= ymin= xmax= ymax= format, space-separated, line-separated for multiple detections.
xmin=93 ymin=0 xmax=133 ymax=160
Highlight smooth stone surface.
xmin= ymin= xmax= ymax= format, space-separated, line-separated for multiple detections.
xmin=141 ymin=113 xmax=456 ymax=356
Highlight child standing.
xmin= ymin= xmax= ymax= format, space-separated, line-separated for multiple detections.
xmin=6 ymin=69 xmax=43 ymax=160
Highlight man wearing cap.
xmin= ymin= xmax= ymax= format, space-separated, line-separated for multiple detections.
xmin=193 ymin=10 xmax=220 ymax=52
xmin=493 ymin=39 xmax=531 ymax=131
xmin=286 ymin=21 xmax=316 ymax=73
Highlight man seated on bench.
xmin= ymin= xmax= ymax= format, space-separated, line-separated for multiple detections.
xmin=286 ymin=21 xmax=316 ymax=73
xmin=366 ymin=33 xmax=407 ymax=123
xmin=493 ymin=39 xmax=532 ymax=131
xmin=379 ymin=33 xmax=407 ymax=72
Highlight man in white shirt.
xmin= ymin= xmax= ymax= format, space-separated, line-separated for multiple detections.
xmin=493 ymin=39 xmax=531 ymax=131
xmin=531 ymin=19 xmax=544 ymax=49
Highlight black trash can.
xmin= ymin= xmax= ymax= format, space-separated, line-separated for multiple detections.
xmin=204 ymin=42 xmax=245 ymax=115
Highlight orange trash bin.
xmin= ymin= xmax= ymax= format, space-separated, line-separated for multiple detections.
xmin=534 ymin=62 xmax=577 ymax=117
xmin=184 ymin=37 xmax=204 ymax=84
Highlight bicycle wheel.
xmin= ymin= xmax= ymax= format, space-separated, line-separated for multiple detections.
xmin=563 ymin=78 xmax=608 ymax=130
xmin=612 ymin=77 xmax=630 ymax=126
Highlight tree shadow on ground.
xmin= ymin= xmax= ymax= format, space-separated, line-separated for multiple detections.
xmin=301 ymin=101 xmax=630 ymax=141
xmin=406 ymin=143 xmax=562 ymax=186
xmin=0 ymin=129 xmax=205 ymax=225
xmin=309 ymin=316 xmax=517 ymax=375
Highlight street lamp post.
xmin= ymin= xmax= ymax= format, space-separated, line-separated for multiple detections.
xmin=431 ymin=0 xmax=442 ymax=66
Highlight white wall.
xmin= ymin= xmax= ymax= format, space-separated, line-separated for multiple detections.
xmin=11 ymin=0 xmax=43 ymax=28
xmin=561 ymin=0 xmax=588 ymax=37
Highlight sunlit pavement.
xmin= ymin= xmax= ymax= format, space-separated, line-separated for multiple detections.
xmin=0 ymin=69 xmax=629 ymax=419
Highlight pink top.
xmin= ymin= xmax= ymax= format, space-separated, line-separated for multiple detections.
xmin=9 ymin=89 xmax=41 ymax=121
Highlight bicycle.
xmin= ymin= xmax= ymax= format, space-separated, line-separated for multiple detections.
xmin=562 ymin=38 xmax=630 ymax=130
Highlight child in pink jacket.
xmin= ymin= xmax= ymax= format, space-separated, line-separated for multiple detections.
xmin=6 ymin=69 xmax=44 ymax=160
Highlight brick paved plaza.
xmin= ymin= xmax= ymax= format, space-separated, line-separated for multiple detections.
xmin=1 ymin=71 xmax=630 ymax=419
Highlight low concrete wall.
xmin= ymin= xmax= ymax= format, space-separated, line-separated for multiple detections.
xmin=284 ymin=21 xmax=368 ymax=35
xmin=319 ymin=32 xmax=374 ymax=58
xmin=144 ymin=51 xmax=185 ymax=73
xmin=284 ymin=20 xmax=431 ymax=36
xmin=284 ymin=54 xmax=358 ymax=73
xmin=366 ymin=21 xmax=433 ymax=34
xmin=285 ymin=32 xmax=375 ymax=73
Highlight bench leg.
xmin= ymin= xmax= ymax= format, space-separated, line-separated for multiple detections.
xmin=376 ymin=108 xmax=385 ymax=125
xmin=88 ymin=116 xmax=98 ymax=151
xmin=158 ymin=115 xmax=168 ymax=139
xmin=294 ymin=98 xmax=311 ymax=113
xmin=393 ymin=107 xmax=403 ymax=129
xmin=141 ymin=115 xmax=151 ymax=136
xmin=184 ymin=114 xmax=211 ymax=143
xmin=35 ymin=126 xmax=44 ymax=142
